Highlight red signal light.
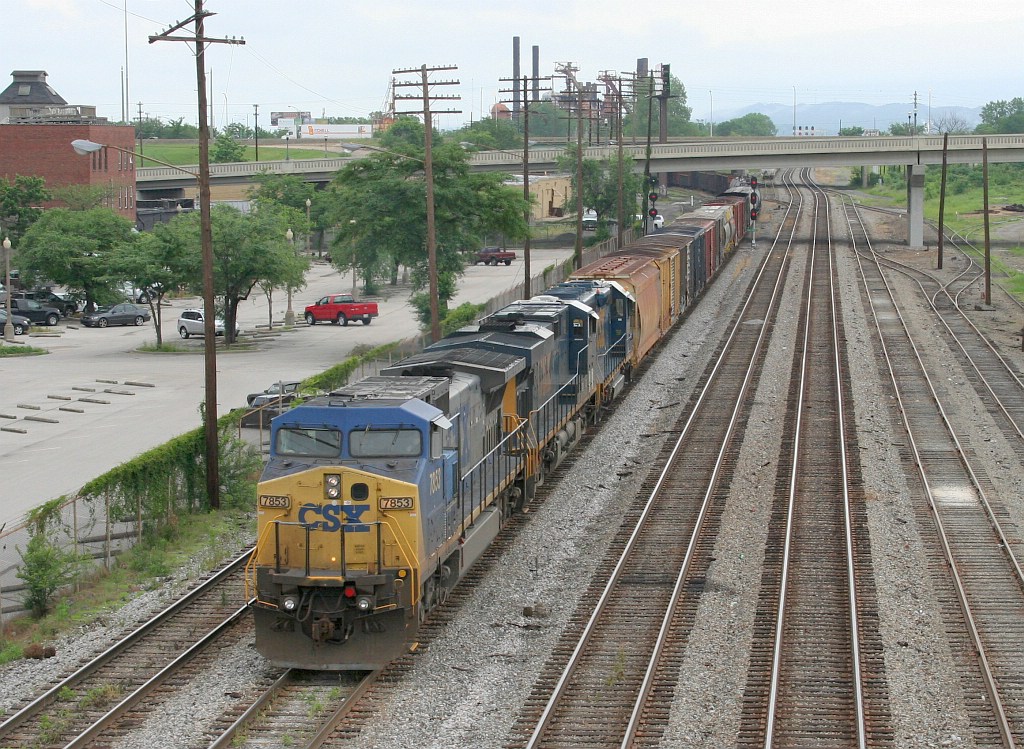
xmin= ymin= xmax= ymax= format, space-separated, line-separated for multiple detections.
xmin=751 ymin=209 xmax=759 ymax=221
xmin=648 ymin=191 xmax=658 ymax=203
xmin=751 ymin=176 xmax=758 ymax=188
xmin=648 ymin=207 xmax=659 ymax=218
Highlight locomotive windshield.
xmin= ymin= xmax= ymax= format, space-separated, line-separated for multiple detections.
xmin=349 ymin=427 xmax=422 ymax=458
xmin=276 ymin=427 xmax=342 ymax=457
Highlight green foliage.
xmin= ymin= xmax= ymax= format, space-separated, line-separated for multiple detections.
xmin=714 ymin=113 xmax=777 ymax=137
xmin=50 ymin=184 xmax=114 ymax=211
xmin=557 ymin=150 xmax=642 ymax=224
xmin=977 ymin=98 xmax=1024 ymax=134
xmin=211 ymin=132 xmax=247 ymax=163
xmin=154 ymin=203 xmax=308 ymax=343
xmin=450 ymin=117 xmax=524 ymax=150
xmin=621 ymin=73 xmax=694 ymax=140
xmin=0 ymin=343 xmax=48 ymax=357
xmin=839 ymin=126 xmax=865 ymax=136
xmin=17 ymin=534 xmax=81 ymax=617
xmin=17 ymin=207 xmax=136 ymax=310
xmin=322 ymin=123 xmax=527 ymax=310
xmin=301 ymin=343 xmax=403 ymax=393
xmin=0 ymin=174 xmax=50 ymax=242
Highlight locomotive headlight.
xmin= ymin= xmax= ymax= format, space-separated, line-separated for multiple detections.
xmin=281 ymin=595 xmax=299 ymax=612
xmin=325 ymin=474 xmax=341 ymax=500
xmin=355 ymin=595 xmax=375 ymax=612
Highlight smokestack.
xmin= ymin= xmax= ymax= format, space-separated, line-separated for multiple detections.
xmin=513 ymin=36 xmax=521 ymax=120
xmin=532 ymin=45 xmax=540 ymax=101
xmin=637 ymin=58 xmax=648 ymax=79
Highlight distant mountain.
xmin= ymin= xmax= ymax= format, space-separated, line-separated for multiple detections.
xmin=714 ymin=101 xmax=982 ymax=136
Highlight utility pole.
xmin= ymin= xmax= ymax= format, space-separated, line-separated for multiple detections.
xmin=150 ymin=0 xmax=244 ymax=510
xmin=555 ymin=62 xmax=586 ymax=270
xmin=393 ymin=64 xmax=460 ymax=343
xmin=500 ymin=74 xmax=551 ymax=297
xmin=136 ymin=101 xmax=144 ymax=159
xmin=253 ymin=103 xmax=259 ymax=162
xmin=642 ymin=73 xmax=655 ymax=236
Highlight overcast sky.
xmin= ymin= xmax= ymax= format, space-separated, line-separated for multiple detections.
xmin=5 ymin=0 xmax=1020 ymax=130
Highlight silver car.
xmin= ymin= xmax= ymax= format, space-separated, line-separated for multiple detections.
xmin=177 ymin=308 xmax=239 ymax=338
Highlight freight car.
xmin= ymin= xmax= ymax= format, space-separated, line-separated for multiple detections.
xmin=247 ymin=200 xmax=750 ymax=670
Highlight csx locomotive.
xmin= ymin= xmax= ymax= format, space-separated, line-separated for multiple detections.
xmin=247 ymin=186 xmax=753 ymax=670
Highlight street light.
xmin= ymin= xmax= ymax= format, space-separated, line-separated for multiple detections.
xmin=284 ymin=133 xmax=290 ymax=161
xmin=709 ymin=90 xmax=714 ymax=138
xmin=3 ymin=237 xmax=13 ymax=342
xmin=284 ymin=227 xmax=295 ymax=326
xmin=72 ymin=136 xmax=220 ymax=509
xmin=305 ymin=198 xmax=313 ymax=257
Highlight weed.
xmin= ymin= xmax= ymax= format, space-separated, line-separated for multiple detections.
xmin=606 ymin=649 xmax=627 ymax=687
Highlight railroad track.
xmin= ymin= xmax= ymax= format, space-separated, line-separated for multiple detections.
xmin=502 ymin=173 xmax=802 ymax=747
xmin=0 ymin=548 xmax=252 ymax=748
xmin=831 ymin=190 xmax=1024 ymax=455
xmin=205 ymin=669 xmax=375 ymax=748
xmin=843 ymin=183 xmax=1024 ymax=747
xmin=736 ymin=172 xmax=891 ymax=748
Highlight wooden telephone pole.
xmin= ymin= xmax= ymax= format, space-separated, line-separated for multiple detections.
xmin=149 ymin=0 xmax=243 ymax=510
xmin=393 ymin=64 xmax=461 ymax=343
xmin=499 ymin=74 xmax=551 ymax=296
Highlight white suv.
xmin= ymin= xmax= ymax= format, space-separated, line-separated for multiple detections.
xmin=176 ymin=308 xmax=238 ymax=338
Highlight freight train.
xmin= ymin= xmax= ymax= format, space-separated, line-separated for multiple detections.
xmin=247 ymin=187 xmax=753 ymax=670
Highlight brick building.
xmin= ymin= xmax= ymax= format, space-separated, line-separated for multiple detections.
xmin=0 ymin=71 xmax=136 ymax=220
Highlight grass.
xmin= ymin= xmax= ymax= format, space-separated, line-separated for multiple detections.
xmin=137 ymin=341 xmax=187 ymax=353
xmin=137 ymin=141 xmax=344 ymax=167
xmin=0 ymin=507 xmax=253 ymax=663
xmin=0 ymin=342 xmax=48 ymax=357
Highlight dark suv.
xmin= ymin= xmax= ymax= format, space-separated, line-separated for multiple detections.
xmin=8 ymin=297 xmax=61 ymax=326
xmin=16 ymin=290 xmax=78 ymax=317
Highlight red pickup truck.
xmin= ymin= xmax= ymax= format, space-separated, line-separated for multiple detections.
xmin=475 ymin=246 xmax=516 ymax=266
xmin=304 ymin=294 xmax=379 ymax=326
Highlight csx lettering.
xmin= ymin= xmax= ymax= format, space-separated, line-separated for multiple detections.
xmin=298 ymin=503 xmax=370 ymax=532
xmin=429 ymin=468 xmax=442 ymax=494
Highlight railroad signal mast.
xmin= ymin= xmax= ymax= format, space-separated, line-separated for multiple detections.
xmin=749 ymin=175 xmax=759 ymax=247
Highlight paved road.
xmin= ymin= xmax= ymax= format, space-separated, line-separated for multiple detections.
xmin=0 ymin=248 xmax=574 ymax=526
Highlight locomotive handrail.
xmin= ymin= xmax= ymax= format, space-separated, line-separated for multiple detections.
xmin=377 ymin=515 xmax=420 ymax=607
xmin=245 ymin=513 xmax=286 ymax=601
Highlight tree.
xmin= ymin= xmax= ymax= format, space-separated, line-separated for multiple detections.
xmin=0 ymin=175 xmax=50 ymax=242
xmin=839 ymin=126 xmax=865 ymax=136
xmin=17 ymin=208 xmax=136 ymax=310
xmin=935 ymin=112 xmax=972 ymax=134
xmin=323 ymin=121 xmax=528 ymax=317
xmin=106 ymin=223 xmax=194 ymax=345
xmin=51 ymin=184 xmax=115 ymax=211
xmin=621 ymin=73 xmax=697 ymax=141
xmin=159 ymin=203 xmax=307 ymax=343
xmin=977 ymin=98 xmax=1024 ymax=133
xmin=211 ymin=131 xmax=247 ymax=163
xmin=557 ymin=150 xmax=642 ymax=226
xmin=221 ymin=122 xmax=253 ymax=140
xmin=249 ymin=173 xmax=322 ymax=253
xmin=715 ymin=113 xmax=777 ymax=137
xmin=17 ymin=533 xmax=80 ymax=617
xmin=450 ymin=117 xmax=523 ymax=150
xmin=523 ymin=100 xmax=567 ymax=138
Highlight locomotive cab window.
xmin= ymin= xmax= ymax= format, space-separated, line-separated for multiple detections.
xmin=350 ymin=427 xmax=422 ymax=458
xmin=276 ymin=427 xmax=342 ymax=457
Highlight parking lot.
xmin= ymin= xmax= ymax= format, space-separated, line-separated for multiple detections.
xmin=0 ymin=249 xmax=573 ymax=525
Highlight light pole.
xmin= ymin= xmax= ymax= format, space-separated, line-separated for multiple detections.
xmin=709 ymin=89 xmax=714 ymax=137
xmin=72 ymin=136 xmax=220 ymax=509
xmin=285 ymin=227 xmax=295 ymax=326
xmin=284 ymin=133 xmax=290 ymax=161
xmin=792 ymin=86 xmax=797 ymax=136
xmin=3 ymin=237 xmax=13 ymax=342
xmin=305 ymin=198 xmax=312 ymax=257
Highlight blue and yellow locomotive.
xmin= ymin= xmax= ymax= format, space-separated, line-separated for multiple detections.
xmin=248 ymin=194 xmax=749 ymax=669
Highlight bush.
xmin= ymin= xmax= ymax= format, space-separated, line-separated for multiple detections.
xmin=17 ymin=535 xmax=81 ymax=617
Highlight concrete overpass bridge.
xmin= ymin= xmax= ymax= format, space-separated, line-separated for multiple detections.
xmin=137 ymin=134 xmax=1024 ymax=246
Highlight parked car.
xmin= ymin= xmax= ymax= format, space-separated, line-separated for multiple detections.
xmin=177 ymin=308 xmax=239 ymax=338
xmin=7 ymin=297 xmax=61 ymax=326
xmin=474 ymin=246 xmax=516 ymax=266
xmin=635 ymin=213 xmax=665 ymax=229
xmin=303 ymin=294 xmax=379 ymax=326
xmin=246 ymin=380 xmax=301 ymax=408
xmin=81 ymin=303 xmax=151 ymax=328
xmin=15 ymin=290 xmax=79 ymax=317
xmin=0 ymin=309 xmax=32 ymax=335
